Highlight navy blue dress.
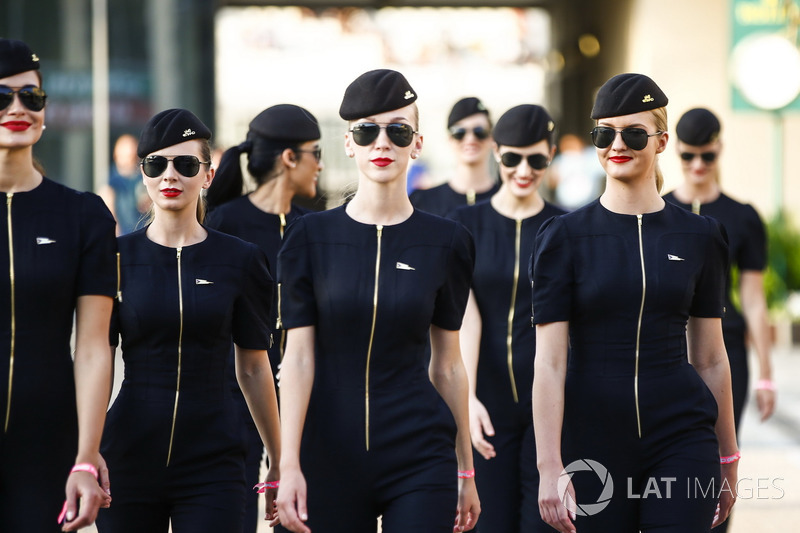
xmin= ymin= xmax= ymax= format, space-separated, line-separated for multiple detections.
xmin=278 ymin=206 xmax=474 ymax=533
xmin=410 ymin=181 xmax=500 ymax=216
xmin=531 ymin=200 xmax=728 ymax=533
xmin=0 ymin=177 xmax=117 ymax=532
xmin=97 ymin=227 xmax=272 ymax=533
xmin=451 ymin=199 xmax=564 ymax=533
xmin=205 ymin=195 xmax=307 ymax=533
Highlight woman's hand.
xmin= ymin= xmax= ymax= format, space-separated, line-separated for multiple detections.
xmin=60 ymin=458 xmax=112 ymax=532
xmin=454 ymin=477 xmax=480 ymax=532
xmin=538 ymin=464 xmax=576 ymax=533
xmin=712 ymin=461 xmax=739 ymax=527
xmin=468 ymin=396 xmax=496 ymax=460
xmin=261 ymin=462 xmax=281 ymax=526
xmin=277 ymin=466 xmax=311 ymax=533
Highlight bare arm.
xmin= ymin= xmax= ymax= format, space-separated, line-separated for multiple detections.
xmin=429 ymin=325 xmax=480 ymax=532
xmin=687 ymin=316 xmax=739 ymax=526
xmin=739 ymin=270 xmax=775 ymax=421
xmin=276 ymin=326 xmax=315 ymax=533
xmin=533 ymin=321 xmax=574 ymax=533
xmin=62 ymin=295 xmax=114 ymax=531
xmin=235 ymin=345 xmax=281 ymax=523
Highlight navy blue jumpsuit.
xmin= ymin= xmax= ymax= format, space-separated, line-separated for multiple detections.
xmin=410 ymin=181 xmax=499 ymax=216
xmin=531 ymin=200 xmax=728 ymax=533
xmin=205 ymin=194 xmax=307 ymax=533
xmin=450 ymin=199 xmax=564 ymax=532
xmin=96 ymin=227 xmax=272 ymax=533
xmin=277 ymin=206 xmax=474 ymax=533
xmin=0 ymin=177 xmax=117 ymax=532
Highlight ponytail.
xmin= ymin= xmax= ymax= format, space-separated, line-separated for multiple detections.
xmin=205 ymin=140 xmax=251 ymax=211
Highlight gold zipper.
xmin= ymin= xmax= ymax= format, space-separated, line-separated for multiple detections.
xmin=691 ymin=198 xmax=701 ymax=215
xmin=279 ymin=213 xmax=287 ymax=239
xmin=166 ymin=247 xmax=185 ymax=465
xmin=634 ymin=215 xmax=645 ymax=438
xmin=364 ymin=225 xmax=382 ymax=451
xmin=466 ymin=189 xmax=476 ymax=205
xmin=4 ymin=194 xmax=14 ymax=433
xmin=506 ymin=219 xmax=522 ymax=403
xmin=115 ymin=252 xmax=122 ymax=302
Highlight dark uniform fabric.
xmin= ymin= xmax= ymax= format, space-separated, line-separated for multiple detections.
xmin=663 ymin=191 xmax=766 ymax=432
xmin=532 ymin=200 xmax=728 ymax=533
xmin=0 ymin=177 xmax=117 ymax=532
xmin=410 ymin=181 xmax=500 ymax=217
xmin=278 ymin=206 xmax=474 ymax=533
xmin=451 ymin=199 xmax=564 ymax=533
xmin=205 ymin=195 xmax=308 ymax=533
xmin=97 ymin=228 xmax=272 ymax=533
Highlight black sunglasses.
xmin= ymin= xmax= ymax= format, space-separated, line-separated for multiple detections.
xmin=296 ymin=148 xmax=322 ymax=163
xmin=141 ymin=155 xmax=210 ymax=178
xmin=350 ymin=122 xmax=417 ymax=148
xmin=450 ymin=126 xmax=490 ymax=141
xmin=590 ymin=127 xmax=663 ymax=151
xmin=500 ymin=152 xmax=550 ymax=170
xmin=0 ymin=85 xmax=47 ymax=112
xmin=680 ymin=151 xmax=717 ymax=163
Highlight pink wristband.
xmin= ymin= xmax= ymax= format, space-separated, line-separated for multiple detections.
xmin=720 ymin=452 xmax=741 ymax=464
xmin=70 ymin=463 xmax=99 ymax=480
xmin=457 ymin=469 xmax=475 ymax=479
xmin=756 ymin=379 xmax=776 ymax=391
xmin=253 ymin=480 xmax=280 ymax=493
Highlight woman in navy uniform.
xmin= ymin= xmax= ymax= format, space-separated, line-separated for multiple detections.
xmin=96 ymin=109 xmax=281 ymax=532
xmin=532 ymin=74 xmax=739 ymax=533
xmin=410 ymin=97 xmax=498 ymax=215
xmin=451 ymin=104 xmax=565 ymax=532
xmin=663 ymin=107 xmax=774 ymax=533
xmin=205 ymin=103 xmax=322 ymax=533
xmin=276 ymin=69 xmax=480 ymax=533
xmin=0 ymin=38 xmax=115 ymax=532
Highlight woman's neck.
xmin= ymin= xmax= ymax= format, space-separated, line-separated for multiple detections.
xmin=346 ymin=178 xmax=413 ymax=226
xmin=673 ymin=180 xmax=721 ymax=205
xmin=449 ymin=160 xmax=495 ymax=194
xmin=250 ymin=178 xmax=293 ymax=214
xmin=490 ymin=184 xmax=544 ymax=220
xmin=0 ymin=147 xmax=42 ymax=193
xmin=146 ymin=210 xmax=207 ymax=248
xmin=600 ymin=177 xmax=665 ymax=215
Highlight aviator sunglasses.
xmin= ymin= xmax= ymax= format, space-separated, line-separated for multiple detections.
xmin=680 ymin=151 xmax=717 ymax=164
xmin=499 ymin=152 xmax=550 ymax=170
xmin=141 ymin=155 xmax=210 ymax=178
xmin=296 ymin=148 xmax=322 ymax=163
xmin=349 ymin=122 xmax=417 ymax=148
xmin=590 ymin=126 xmax=663 ymax=151
xmin=0 ymin=85 xmax=47 ymax=112
xmin=449 ymin=126 xmax=490 ymax=141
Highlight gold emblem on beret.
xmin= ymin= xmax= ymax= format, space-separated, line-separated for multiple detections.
xmin=548 ymin=120 xmax=555 ymax=131
xmin=404 ymin=90 xmax=415 ymax=100
xmin=642 ymin=94 xmax=655 ymax=103
xmin=31 ymin=54 xmax=39 ymax=62
xmin=477 ymin=102 xmax=487 ymax=111
xmin=182 ymin=128 xmax=196 ymax=137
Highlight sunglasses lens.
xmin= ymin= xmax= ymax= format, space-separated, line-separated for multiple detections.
xmin=701 ymin=152 xmax=717 ymax=163
xmin=0 ymin=88 xmax=13 ymax=111
xmin=529 ymin=154 xmax=550 ymax=170
xmin=500 ymin=152 xmax=523 ymax=167
xmin=173 ymin=156 xmax=201 ymax=177
xmin=680 ymin=152 xmax=695 ymax=161
xmin=142 ymin=156 xmax=167 ymax=177
xmin=18 ymin=87 xmax=46 ymax=111
xmin=473 ymin=127 xmax=490 ymax=140
xmin=450 ymin=127 xmax=466 ymax=141
xmin=351 ymin=123 xmax=381 ymax=146
xmin=620 ymin=128 xmax=649 ymax=150
xmin=386 ymin=124 xmax=415 ymax=147
xmin=590 ymin=127 xmax=615 ymax=149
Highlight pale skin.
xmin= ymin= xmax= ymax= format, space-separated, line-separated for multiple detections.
xmin=140 ymin=140 xmax=282 ymax=524
xmin=277 ymin=104 xmax=480 ymax=533
xmin=461 ymin=139 xmax=555 ymax=460
xmin=447 ymin=113 xmax=496 ymax=195
xmin=0 ymin=69 xmax=114 ymax=531
xmin=671 ymin=139 xmax=775 ymax=421
xmin=533 ymin=111 xmax=738 ymax=533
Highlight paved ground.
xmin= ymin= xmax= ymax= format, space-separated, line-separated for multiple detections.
xmin=80 ymin=348 xmax=800 ymax=532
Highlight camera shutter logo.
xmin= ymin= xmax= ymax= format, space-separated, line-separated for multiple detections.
xmin=558 ymin=459 xmax=614 ymax=516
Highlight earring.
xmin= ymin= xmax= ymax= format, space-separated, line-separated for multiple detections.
xmin=411 ymin=152 xmax=418 ymax=159
xmin=347 ymin=152 xmax=354 ymax=158
xmin=41 ymin=125 xmax=47 ymax=130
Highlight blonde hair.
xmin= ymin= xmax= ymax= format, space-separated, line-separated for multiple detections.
xmin=650 ymin=107 xmax=668 ymax=193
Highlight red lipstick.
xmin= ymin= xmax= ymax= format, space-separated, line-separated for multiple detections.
xmin=161 ymin=188 xmax=182 ymax=198
xmin=609 ymin=156 xmax=632 ymax=163
xmin=371 ymin=158 xmax=393 ymax=167
xmin=1 ymin=121 xmax=31 ymax=132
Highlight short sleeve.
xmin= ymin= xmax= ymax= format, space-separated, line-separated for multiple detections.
xmin=737 ymin=204 xmax=767 ymax=272
xmin=690 ymin=217 xmax=730 ymax=317
xmin=277 ymin=217 xmax=317 ymax=329
xmin=531 ymin=215 xmax=572 ymax=324
xmin=232 ymin=245 xmax=274 ymax=349
xmin=78 ymin=192 xmax=117 ymax=297
xmin=431 ymin=223 xmax=475 ymax=330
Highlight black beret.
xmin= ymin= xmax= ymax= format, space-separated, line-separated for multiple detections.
xmin=447 ymin=97 xmax=489 ymax=128
xmin=493 ymin=104 xmax=555 ymax=147
xmin=249 ymin=104 xmax=320 ymax=142
xmin=137 ymin=108 xmax=211 ymax=159
xmin=676 ymin=108 xmax=721 ymax=146
xmin=0 ymin=38 xmax=40 ymax=79
xmin=339 ymin=69 xmax=417 ymax=121
xmin=590 ymin=73 xmax=668 ymax=119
